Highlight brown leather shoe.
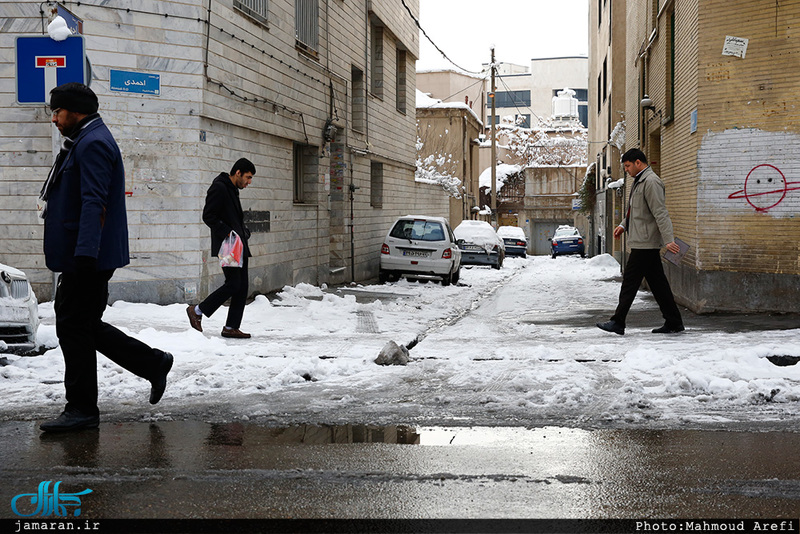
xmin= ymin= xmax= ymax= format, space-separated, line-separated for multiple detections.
xmin=221 ymin=328 xmax=251 ymax=339
xmin=186 ymin=305 xmax=202 ymax=332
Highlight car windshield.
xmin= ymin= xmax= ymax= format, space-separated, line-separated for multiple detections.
xmin=390 ymin=220 xmax=447 ymax=242
xmin=554 ymin=228 xmax=579 ymax=238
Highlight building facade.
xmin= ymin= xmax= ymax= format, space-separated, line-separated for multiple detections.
xmin=1 ymin=0 xmax=449 ymax=305
xmin=486 ymin=58 xmax=589 ymax=129
xmin=591 ymin=0 xmax=800 ymax=312
xmin=415 ymin=94 xmax=483 ymax=228
xmin=588 ymin=0 xmax=627 ymax=260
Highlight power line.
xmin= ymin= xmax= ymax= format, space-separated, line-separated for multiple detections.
xmin=400 ymin=0 xmax=483 ymax=75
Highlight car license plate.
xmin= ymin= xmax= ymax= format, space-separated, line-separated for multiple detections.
xmin=402 ymin=250 xmax=430 ymax=258
xmin=462 ymin=245 xmax=482 ymax=252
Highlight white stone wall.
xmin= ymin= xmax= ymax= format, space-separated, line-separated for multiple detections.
xmin=1 ymin=0 xmax=446 ymax=304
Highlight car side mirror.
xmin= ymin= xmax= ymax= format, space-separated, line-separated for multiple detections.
xmin=456 ymin=239 xmax=464 ymax=245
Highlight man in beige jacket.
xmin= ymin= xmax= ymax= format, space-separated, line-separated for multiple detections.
xmin=597 ymin=148 xmax=684 ymax=335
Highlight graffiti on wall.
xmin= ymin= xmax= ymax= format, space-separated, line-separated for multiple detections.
xmin=698 ymin=129 xmax=800 ymax=219
xmin=727 ymin=164 xmax=800 ymax=212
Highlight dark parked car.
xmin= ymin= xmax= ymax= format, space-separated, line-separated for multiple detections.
xmin=496 ymin=226 xmax=527 ymax=257
xmin=454 ymin=221 xmax=505 ymax=269
xmin=550 ymin=225 xmax=585 ymax=258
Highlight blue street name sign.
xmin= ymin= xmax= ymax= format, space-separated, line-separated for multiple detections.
xmin=16 ymin=35 xmax=86 ymax=105
xmin=110 ymin=69 xmax=160 ymax=96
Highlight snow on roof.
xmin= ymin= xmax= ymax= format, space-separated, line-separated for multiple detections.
xmin=416 ymin=90 xmax=482 ymax=125
xmin=479 ymin=163 xmax=523 ymax=191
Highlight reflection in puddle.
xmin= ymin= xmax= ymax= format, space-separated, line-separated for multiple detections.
xmin=205 ymin=423 xmax=421 ymax=445
xmin=201 ymin=424 xmax=582 ymax=447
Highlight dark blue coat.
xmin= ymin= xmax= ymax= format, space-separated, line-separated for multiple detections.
xmin=43 ymin=117 xmax=130 ymax=273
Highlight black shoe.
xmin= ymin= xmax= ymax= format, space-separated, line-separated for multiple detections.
xmin=40 ymin=409 xmax=99 ymax=433
xmin=149 ymin=350 xmax=173 ymax=405
xmin=596 ymin=320 xmax=625 ymax=335
xmin=652 ymin=324 xmax=685 ymax=334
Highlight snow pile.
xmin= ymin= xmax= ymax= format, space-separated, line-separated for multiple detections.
xmin=479 ymin=163 xmax=522 ymax=191
xmin=2 ymin=255 xmax=799 ymax=430
xmin=47 ymin=16 xmax=72 ymax=41
xmin=609 ymin=120 xmax=626 ymax=150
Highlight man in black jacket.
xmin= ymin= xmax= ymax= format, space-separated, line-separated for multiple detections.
xmin=187 ymin=158 xmax=255 ymax=338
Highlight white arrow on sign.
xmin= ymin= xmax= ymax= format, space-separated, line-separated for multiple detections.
xmin=35 ymin=56 xmax=66 ymax=102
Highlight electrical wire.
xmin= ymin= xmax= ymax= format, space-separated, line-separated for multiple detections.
xmin=50 ymin=1 xmax=331 ymax=87
xmin=400 ymin=0 xmax=483 ymax=75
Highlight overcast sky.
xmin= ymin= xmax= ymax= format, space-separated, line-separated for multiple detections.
xmin=416 ymin=0 xmax=589 ymax=73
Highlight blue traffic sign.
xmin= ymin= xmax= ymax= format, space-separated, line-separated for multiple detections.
xmin=15 ymin=35 xmax=86 ymax=105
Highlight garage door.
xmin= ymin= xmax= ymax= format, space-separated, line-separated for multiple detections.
xmin=530 ymin=221 xmax=571 ymax=255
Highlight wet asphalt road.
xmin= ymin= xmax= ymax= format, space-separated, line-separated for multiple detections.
xmin=2 ymin=420 xmax=799 ymax=523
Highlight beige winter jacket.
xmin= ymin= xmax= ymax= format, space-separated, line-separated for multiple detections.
xmin=620 ymin=166 xmax=675 ymax=248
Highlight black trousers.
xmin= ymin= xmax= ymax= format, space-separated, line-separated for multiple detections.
xmin=198 ymin=255 xmax=248 ymax=329
xmin=55 ymin=270 xmax=161 ymax=416
xmin=611 ymin=248 xmax=683 ymax=328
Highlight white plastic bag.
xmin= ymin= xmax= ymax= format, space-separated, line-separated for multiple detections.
xmin=218 ymin=231 xmax=243 ymax=268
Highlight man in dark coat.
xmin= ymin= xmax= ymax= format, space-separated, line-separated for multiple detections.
xmin=186 ymin=158 xmax=255 ymax=339
xmin=39 ymin=83 xmax=173 ymax=433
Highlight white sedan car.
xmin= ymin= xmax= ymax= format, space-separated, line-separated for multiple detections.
xmin=380 ymin=215 xmax=462 ymax=285
xmin=0 ymin=263 xmax=39 ymax=352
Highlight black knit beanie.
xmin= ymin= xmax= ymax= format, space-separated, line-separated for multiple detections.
xmin=50 ymin=82 xmax=98 ymax=114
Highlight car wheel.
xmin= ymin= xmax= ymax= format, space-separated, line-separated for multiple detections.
xmin=378 ymin=269 xmax=390 ymax=284
xmin=551 ymin=252 xmax=556 ymax=259
xmin=452 ymin=266 xmax=461 ymax=284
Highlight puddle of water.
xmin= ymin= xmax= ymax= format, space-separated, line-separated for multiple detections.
xmin=200 ymin=423 xmax=582 ymax=447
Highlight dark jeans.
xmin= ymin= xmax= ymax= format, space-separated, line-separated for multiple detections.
xmin=55 ymin=270 xmax=161 ymax=416
xmin=611 ymin=248 xmax=683 ymax=328
xmin=198 ymin=255 xmax=248 ymax=329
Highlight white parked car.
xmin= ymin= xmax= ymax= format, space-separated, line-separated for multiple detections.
xmin=380 ymin=215 xmax=462 ymax=285
xmin=454 ymin=220 xmax=505 ymax=269
xmin=496 ymin=226 xmax=528 ymax=257
xmin=0 ymin=263 xmax=39 ymax=352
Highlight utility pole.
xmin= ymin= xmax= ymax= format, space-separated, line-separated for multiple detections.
xmin=489 ymin=46 xmax=497 ymax=227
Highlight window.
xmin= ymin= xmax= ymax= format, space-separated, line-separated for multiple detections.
xmin=293 ymin=143 xmax=317 ymax=204
xmin=486 ymin=90 xmax=530 ymax=108
xmin=295 ymin=0 xmax=319 ymax=53
xmin=234 ymin=0 xmax=268 ymax=26
xmin=351 ymin=66 xmax=365 ymax=132
xmin=515 ymin=114 xmax=531 ymax=128
xmin=602 ymin=57 xmax=608 ymax=103
xmin=664 ymin=9 xmax=675 ymax=123
xmin=371 ymin=24 xmax=384 ymax=99
xmin=597 ymin=74 xmax=602 ymax=113
xmin=370 ymin=161 xmax=383 ymax=208
xmin=578 ymin=103 xmax=588 ymax=128
xmin=396 ymin=47 xmax=407 ymax=114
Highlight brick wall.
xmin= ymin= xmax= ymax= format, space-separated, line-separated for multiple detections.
xmin=619 ymin=0 xmax=800 ymax=312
